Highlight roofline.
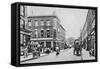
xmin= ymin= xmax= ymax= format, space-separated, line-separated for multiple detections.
xmin=27 ymin=15 xmax=57 ymax=18
xmin=59 ymin=24 xmax=66 ymax=31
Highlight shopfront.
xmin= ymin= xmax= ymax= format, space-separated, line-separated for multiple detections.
xmin=90 ymin=28 xmax=95 ymax=56
xmin=20 ymin=31 xmax=30 ymax=47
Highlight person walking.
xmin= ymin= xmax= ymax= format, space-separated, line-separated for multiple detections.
xmin=76 ymin=42 xmax=79 ymax=56
xmin=73 ymin=40 xmax=80 ymax=56
xmin=56 ymin=46 xmax=60 ymax=56
xmin=79 ymin=41 xmax=82 ymax=56
xmin=73 ymin=40 xmax=77 ymax=55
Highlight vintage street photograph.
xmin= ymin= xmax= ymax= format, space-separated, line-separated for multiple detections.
xmin=20 ymin=5 xmax=96 ymax=64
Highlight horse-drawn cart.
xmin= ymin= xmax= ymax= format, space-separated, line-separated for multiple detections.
xmin=30 ymin=41 xmax=40 ymax=58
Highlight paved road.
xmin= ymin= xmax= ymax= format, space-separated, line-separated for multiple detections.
xmin=21 ymin=47 xmax=95 ymax=64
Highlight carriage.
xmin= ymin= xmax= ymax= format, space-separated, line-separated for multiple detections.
xmin=74 ymin=39 xmax=82 ymax=56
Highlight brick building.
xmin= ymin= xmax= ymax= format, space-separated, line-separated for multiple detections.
xmin=25 ymin=15 xmax=66 ymax=51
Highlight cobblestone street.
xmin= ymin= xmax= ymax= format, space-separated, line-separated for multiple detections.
xmin=21 ymin=47 xmax=95 ymax=64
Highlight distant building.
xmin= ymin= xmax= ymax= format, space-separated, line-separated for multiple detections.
xmin=25 ymin=15 xmax=66 ymax=51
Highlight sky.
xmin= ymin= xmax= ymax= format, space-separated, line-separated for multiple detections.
xmin=26 ymin=6 xmax=88 ymax=39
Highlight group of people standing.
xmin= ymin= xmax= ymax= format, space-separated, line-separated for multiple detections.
xmin=23 ymin=41 xmax=41 ymax=58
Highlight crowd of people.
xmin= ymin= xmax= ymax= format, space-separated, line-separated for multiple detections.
xmin=21 ymin=39 xmax=84 ymax=59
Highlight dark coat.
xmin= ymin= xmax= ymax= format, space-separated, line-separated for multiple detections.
xmin=74 ymin=43 xmax=80 ymax=51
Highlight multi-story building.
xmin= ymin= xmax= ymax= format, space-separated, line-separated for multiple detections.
xmin=80 ymin=18 xmax=88 ymax=49
xmin=20 ymin=5 xmax=31 ymax=47
xmin=25 ymin=15 xmax=66 ymax=51
xmin=81 ymin=9 xmax=96 ymax=56
xmin=87 ymin=9 xmax=96 ymax=56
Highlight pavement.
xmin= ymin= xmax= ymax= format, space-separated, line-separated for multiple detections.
xmin=20 ymin=53 xmax=48 ymax=62
xmin=81 ymin=49 xmax=95 ymax=60
xmin=20 ymin=48 xmax=95 ymax=64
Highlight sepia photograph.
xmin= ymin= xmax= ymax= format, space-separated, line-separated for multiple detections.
xmin=19 ymin=4 xmax=97 ymax=64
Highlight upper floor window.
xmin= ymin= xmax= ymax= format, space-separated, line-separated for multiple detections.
xmin=20 ymin=6 xmax=24 ymax=16
xmin=41 ymin=20 xmax=44 ymax=26
xmin=28 ymin=20 xmax=32 ymax=27
xmin=53 ymin=29 xmax=56 ymax=38
xmin=41 ymin=30 xmax=44 ymax=38
xmin=47 ymin=30 xmax=51 ymax=38
xmin=53 ymin=18 xmax=57 ymax=29
xmin=20 ymin=34 xmax=23 ymax=44
xmin=34 ymin=20 xmax=38 ymax=26
xmin=20 ymin=19 xmax=24 ymax=28
xmin=34 ymin=29 xmax=38 ymax=38
xmin=46 ymin=20 xmax=51 ymax=26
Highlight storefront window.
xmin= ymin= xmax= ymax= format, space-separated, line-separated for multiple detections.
xmin=53 ymin=18 xmax=57 ymax=29
xmin=46 ymin=42 xmax=51 ymax=48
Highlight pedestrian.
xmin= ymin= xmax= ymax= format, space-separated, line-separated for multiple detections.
xmin=56 ymin=46 xmax=60 ymax=56
xmin=73 ymin=40 xmax=77 ymax=55
xmin=89 ymin=48 xmax=94 ymax=57
xmin=37 ymin=44 xmax=40 ymax=57
xmin=24 ymin=43 xmax=28 ymax=58
xmin=76 ymin=42 xmax=80 ymax=56
xmin=79 ymin=42 xmax=82 ymax=56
